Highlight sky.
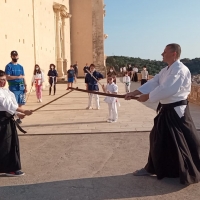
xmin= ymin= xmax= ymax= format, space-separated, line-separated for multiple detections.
xmin=104 ymin=0 xmax=200 ymax=61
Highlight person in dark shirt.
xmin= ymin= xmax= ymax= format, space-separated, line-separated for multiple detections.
xmin=85 ymin=64 xmax=103 ymax=109
xmin=47 ymin=64 xmax=58 ymax=95
xmin=73 ymin=61 xmax=78 ymax=77
xmin=83 ymin=63 xmax=90 ymax=77
xmin=67 ymin=65 xmax=76 ymax=90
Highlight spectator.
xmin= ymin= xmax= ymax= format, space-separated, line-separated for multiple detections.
xmin=83 ymin=63 xmax=90 ymax=77
xmin=47 ymin=64 xmax=58 ymax=95
xmin=141 ymin=66 xmax=149 ymax=85
xmin=73 ymin=61 xmax=78 ymax=77
xmin=31 ymin=64 xmax=45 ymax=102
xmin=5 ymin=50 xmax=28 ymax=124
xmin=107 ymin=67 xmax=117 ymax=84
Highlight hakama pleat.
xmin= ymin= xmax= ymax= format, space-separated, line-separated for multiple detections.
xmin=0 ymin=111 xmax=21 ymax=173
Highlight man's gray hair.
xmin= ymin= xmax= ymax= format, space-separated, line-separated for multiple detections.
xmin=166 ymin=43 xmax=181 ymax=58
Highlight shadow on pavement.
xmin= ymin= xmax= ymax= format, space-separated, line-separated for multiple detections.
xmin=0 ymin=174 xmax=186 ymax=200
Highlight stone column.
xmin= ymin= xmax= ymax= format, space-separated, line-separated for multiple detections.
xmin=61 ymin=11 xmax=71 ymax=75
xmin=61 ymin=17 xmax=67 ymax=75
xmin=54 ymin=8 xmax=64 ymax=78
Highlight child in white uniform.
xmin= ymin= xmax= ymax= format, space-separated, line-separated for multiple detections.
xmin=102 ymin=76 xmax=118 ymax=123
xmin=123 ymin=72 xmax=131 ymax=93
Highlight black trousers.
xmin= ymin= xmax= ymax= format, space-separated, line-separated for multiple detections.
xmin=0 ymin=112 xmax=21 ymax=173
xmin=145 ymin=100 xmax=200 ymax=184
xmin=141 ymin=79 xmax=147 ymax=85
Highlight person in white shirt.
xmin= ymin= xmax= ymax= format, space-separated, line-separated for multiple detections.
xmin=132 ymin=65 xmax=138 ymax=82
xmin=122 ymin=66 xmax=127 ymax=75
xmin=125 ymin=43 xmax=200 ymax=185
xmin=102 ymin=76 xmax=118 ymax=123
xmin=123 ymin=71 xmax=131 ymax=93
xmin=141 ymin=66 xmax=149 ymax=85
xmin=0 ymin=70 xmax=32 ymax=177
xmin=31 ymin=64 xmax=45 ymax=103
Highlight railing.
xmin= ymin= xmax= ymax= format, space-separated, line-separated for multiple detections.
xmin=188 ymin=85 xmax=200 ymax=105
xmin=120 ymin=72 xmax=200 ymax=105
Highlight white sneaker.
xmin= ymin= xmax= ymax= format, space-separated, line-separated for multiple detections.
xmin=39 ymin=99 xmax=42 ymax=103
xmin=86 ymin=106 xmax=92 ymax=110
xmin=37 ymin=99 xmax=40 ymax=103
xmin=112 ymin=120 xmax=117 ymax=123
xmin=96 ymin=107 xmax=100 ymax=110
xmin=107 ymin=119 xmax=112 ymax=123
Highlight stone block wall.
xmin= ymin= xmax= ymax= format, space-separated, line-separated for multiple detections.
xmin=188 ymin=85 xmax=200 ymax=105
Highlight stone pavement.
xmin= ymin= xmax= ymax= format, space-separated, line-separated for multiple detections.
xmin=17 ymin=77 xmax=200 ymax=135
xmin=0 ymin=78 xmax=200 ymax=200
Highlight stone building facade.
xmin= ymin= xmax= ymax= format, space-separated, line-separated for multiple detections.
xmin=0 ymin=0 xmax=105 ymax=89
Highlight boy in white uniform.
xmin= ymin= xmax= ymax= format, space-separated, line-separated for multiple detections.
xmin=123 ymin=71 xmax=131 ymax=93
xmin=102 ymin=76 xmax=118 ymax=123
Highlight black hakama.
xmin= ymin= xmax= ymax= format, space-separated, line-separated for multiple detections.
xmin=141 ymin=79 xmax=147 ymax=85
xmin=132 ymin=72 xmax=138 ymax=82
xmin=0 ymin=111 xmax=22 ymax=173
xmin=145 ymin=100 xmax=200 ymax=184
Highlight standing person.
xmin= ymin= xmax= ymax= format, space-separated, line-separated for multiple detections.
xmin=73 ymin=61 xmax=78 ymax=77
xmin=83 ymin=63 xmax=89 ymax=77
xmin=123 ymin=71 xmax=131 ymax=93
xmin=47 ymin=64 xmax=58 ymax=95
xmin=132 ymin=65 xmax=138 ymax=82
xmin=5 ymin=50 xmax=28 ymax=124
xmin=141 ymin=66 xmax=149 ymax=85
xmin=102 ymin=76 xmax=118 ymax=123
xmin=107 ymin=67 xmax=117 ymax=84
xmin=0 ymin=70 xmax=32 ymax=176
xmin=85 ymin=64 xmax=103 ymax=110
xmin=125 ymin=43 xmax=200 ymax=185
xmin=67 ymin=65 xmax=76 ymax=90
xmin=127 ymin=64 xmax=133 ymax=78
xmin=31 ymin=64 xmax=44 ymax=102
xmin=122 ymin=65 xmax=127 ymax=75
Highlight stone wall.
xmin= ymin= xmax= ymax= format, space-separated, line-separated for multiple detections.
xmin=0 ymin=0 xmax=70 ymax=89
xmin=70 ymin=0 xmax=105 ymax=77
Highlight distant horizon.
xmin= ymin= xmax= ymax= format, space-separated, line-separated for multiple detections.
xmin=106 ymin=55 xmax=200 ymax=62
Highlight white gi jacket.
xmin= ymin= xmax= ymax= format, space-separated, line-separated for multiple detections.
xmin=123 ymin=76 xmax=131 ymax=84
xmin=104 ymin=83 xmax=118 ymax=104
xmin=138 ymin=60 xmax=191 ymax=117
xmin=0 ymin=88 xmax=18 ymax=115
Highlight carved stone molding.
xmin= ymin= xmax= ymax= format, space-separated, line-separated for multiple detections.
xmin=104 ymin=34 xmax=108 ymax=39
xmin=53 ymin=3 xmax=71 ymax=18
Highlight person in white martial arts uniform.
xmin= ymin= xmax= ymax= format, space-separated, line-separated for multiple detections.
xmin=102 ymin=76 xmax=118 ymax=123
xmin=123 ymin=71 xmax=131 ymax=93
xmin=125 ymin=43 xmax=200 ymax=185
xmin=0 ymin=70 xmax=32 ymax=177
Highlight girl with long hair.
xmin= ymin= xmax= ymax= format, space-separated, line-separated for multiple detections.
xmin=31 ymin=64 xmax=44 ymax=102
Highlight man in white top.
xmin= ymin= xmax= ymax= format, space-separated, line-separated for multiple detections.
xmin=125 ymin=43 xmax=200 ymax=185
xmin=0 ymin=70 xmax=32 ymax=177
